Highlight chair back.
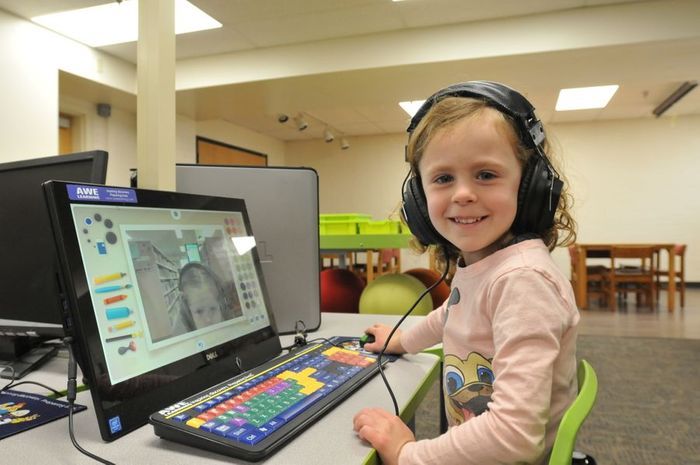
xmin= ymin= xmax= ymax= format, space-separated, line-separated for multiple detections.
xmin=548 ymin=360 xmax=598 ymax=465
xmin=359 ymin=273 xmax=433 ymax=315
xmin=610 ymin=245 xmax=654 ymax=260
xmin=610 ymin=246 xmax=655 ymax=274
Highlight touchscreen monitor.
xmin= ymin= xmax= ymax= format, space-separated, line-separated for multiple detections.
xmin=43 ymin=181 xmax=282 ymax=440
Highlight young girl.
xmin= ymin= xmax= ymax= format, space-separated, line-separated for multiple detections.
xmin=353 ymin=81 xmax=578 ymax=465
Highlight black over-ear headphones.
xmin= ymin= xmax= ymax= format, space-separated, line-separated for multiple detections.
xmin=401 ymin=80 xmax=563 ymax=247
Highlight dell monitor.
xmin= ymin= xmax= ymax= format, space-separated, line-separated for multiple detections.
xmin=0 ymin=150 xmax=108 ymax=378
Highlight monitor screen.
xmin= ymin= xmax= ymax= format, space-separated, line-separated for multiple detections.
xmin=43 ymin=181 xmax=281 ymax=440
xmin=0 ymin=151 xmax=108 ymax=336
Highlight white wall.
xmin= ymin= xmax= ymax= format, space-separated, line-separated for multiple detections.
xmin=0 ymin=11 xmax=58 ymax=160
xmin=57 ymin=93 xmax=285 ymax=186
xmin=284 ymin=133 xmax=431 ymax=271
xmin=549 ymin=115 xmax=700 ymax=280
xmin=286 ymin=115 xmax=700 ymax=281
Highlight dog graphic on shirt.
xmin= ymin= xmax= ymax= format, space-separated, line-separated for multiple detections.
xmin=444 ymin=352 xmax=495 ymax=425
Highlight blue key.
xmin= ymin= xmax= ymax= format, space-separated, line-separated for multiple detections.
xmin=278 ymin=392 xmax=324 ymax=422
xmin=257 ymin=417 xmax=285 ymax=436
xmin=172 ymin=414 xmax=190 ymax=422
xmin=227 ymin=425 xmax=254 ymax=440
xmin=240 ymin=430 xmax=266 ymax=445
xmin=212 ymin=424 xmax=234 ymax=437
xmin=200 ymin=421 xmax=220 ymax=432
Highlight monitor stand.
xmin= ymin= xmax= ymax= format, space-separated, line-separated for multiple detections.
xmin=0 ymin=336 xmax=58 ymax=380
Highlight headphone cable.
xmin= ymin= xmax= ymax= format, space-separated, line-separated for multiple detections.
xmin=376 ymin=263 xmax=450 ymax=416
xmin=64 ymin=338 xmax=115 ymax=465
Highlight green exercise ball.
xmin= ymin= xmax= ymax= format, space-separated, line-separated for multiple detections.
xmin=359 ymin=273 xmax=433 ymax=316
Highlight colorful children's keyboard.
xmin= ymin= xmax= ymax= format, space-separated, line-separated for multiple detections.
xmin=150 ymin=340 xmax=383 ymax=461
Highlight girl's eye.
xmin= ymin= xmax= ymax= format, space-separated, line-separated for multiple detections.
xmin=434 ymin=174 xmax=453 ymax=184
xmin=477 ymin=171 xmax=496 ymax=180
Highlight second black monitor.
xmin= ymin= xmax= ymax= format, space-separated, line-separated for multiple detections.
xmin=176 ymin=164 xmax=320 ymax=335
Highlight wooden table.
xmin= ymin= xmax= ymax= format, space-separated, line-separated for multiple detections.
xmin=574 ymin=243 xmax=676 ymax=311
xmin=320 ymin=233 xmax=412 ymax=282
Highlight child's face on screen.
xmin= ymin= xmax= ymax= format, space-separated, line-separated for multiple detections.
xmin=185 ymin=284 xmax=224 ymax=329
xmin=419 ymin=110 xmax=522 ymax=263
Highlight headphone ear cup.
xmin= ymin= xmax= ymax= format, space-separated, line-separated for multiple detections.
xmin=402 ymin=176 xmax=444 ymax=246
xmin=513 ymin=156 xmax=562 ymax=234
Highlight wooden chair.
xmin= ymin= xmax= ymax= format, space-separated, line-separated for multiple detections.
xmin=606 ymin=246 xmax=656 ymax=311
xmin=569 ymin=245 xmax=608 ymax=308
xmin=654 ymin=244 xmax=687 ymax=308
xmin=353 ymin=248 xmax=401 ymax=282
xmin=320 ymin=252 xmax=354 ymax=271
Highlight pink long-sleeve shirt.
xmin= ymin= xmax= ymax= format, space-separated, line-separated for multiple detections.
xmin=400 ymin=239 xmax=579 ymax=465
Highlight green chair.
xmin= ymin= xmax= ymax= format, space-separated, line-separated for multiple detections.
xmin=358 ymin=273 xmax=433 ymax=315
xmin=549 ymin=359 xmax=598 ymax=465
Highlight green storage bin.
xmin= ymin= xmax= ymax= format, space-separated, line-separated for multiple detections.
xmin=358 ymin=220 xmax=401 ymax=235
xmin=319 ymin=213 xmax=371 ymax=235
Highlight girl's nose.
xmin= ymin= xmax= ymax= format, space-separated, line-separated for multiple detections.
xmin=452 ymin=181 xmax=477 ymax=204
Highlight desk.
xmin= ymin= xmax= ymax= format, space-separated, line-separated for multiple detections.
xmin=4 ymin=313 xmax=439 ymax=465
xmin=320 ymin=234 xmax=412 ymax=282
xmin=574 ymin=243 xmax=676 ymax=311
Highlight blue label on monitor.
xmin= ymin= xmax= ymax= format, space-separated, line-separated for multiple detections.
xmin=67 ymin=184 xmax=137 ymax=203
xmin=108 ymin=415 xmax=123 ymax=434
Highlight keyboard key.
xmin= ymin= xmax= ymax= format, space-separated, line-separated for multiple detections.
xmin=229 ymin=417 xmax=248 ymax=427
xmin=278 ymin=392 xmax=324 ymax=422
xmin=200 ymin=421 xmax=220 ymax=432
xmin=239 ymin=430 xmax=266 ymax=445
xmin=213 ymin=424 xmax=234 ymax=437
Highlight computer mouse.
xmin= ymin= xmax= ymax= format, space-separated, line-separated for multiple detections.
xmin=359 ymin=333 xmax=375 ymax=348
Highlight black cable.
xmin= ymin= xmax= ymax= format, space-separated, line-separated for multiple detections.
xmin=377 ymin=264 xmax=450 ymax=416
xmin=0 ymin=378 xmax=63 ymax=397
xmin=64 ymin=338 xmax=115 ymax=465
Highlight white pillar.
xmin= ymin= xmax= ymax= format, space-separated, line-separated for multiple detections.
xmin=137 ymin=0 xmax=175 ymax=190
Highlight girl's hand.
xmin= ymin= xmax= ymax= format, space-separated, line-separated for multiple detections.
xmin=362 ymin=324 xmax=405 ymax=354
xmin=353 ymin=407 xmax=415 ymax=465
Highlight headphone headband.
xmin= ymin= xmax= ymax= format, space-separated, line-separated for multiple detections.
xmin=407 ymin=80 xmax=545 ymax=150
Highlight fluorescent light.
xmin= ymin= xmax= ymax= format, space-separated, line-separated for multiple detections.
xmin=399 ymin=100 xmax=426 ymax=117
xmin=555 ymin=85 xmax=619 ymax=111
xmin=32 ymin=0 xmax=221 ymax=48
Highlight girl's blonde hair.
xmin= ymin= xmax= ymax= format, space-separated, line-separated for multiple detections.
xmin=404 ymin=97 xmax=576 ymax=272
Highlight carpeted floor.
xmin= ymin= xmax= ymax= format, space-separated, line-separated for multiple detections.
xmin=414 ymin=335 xmax=700 ymax=465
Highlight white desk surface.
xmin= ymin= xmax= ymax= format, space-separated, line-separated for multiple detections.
xmin=3 ymin=313 xmax=439 ymax=465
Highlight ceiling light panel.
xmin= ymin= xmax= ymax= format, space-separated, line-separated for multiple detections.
xmin=555 ymin=85 xmax=619 ymax=111
xmin=32 ymin=0 xmax=221 ymax=48
xmin=399 ymin=100 xmax=426 ymax=117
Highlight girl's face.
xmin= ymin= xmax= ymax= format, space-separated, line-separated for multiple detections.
xmin=418 ymin=110 xmax=522 ymax=265
xmin=185 ymin=284 xmax=224 ymax=328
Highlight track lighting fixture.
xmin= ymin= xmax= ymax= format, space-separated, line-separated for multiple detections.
xmin=652 ymin=81 xmax=698 ymax=117
xmin=279 ymin=112 xmax=349 ymax=149
xmin=294 ymin=115 xmax=308 ymax=131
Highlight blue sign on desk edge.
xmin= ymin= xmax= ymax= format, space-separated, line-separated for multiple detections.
xmin=68 ymin=184 xmax=137 ymax=203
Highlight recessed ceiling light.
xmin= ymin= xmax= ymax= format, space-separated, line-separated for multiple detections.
xmin=399 ymin=100 xmax=426 ymax=117
xmin=555 ymin=85 xmax=619 ymax=111
xmin=32 ymin=0 xmax=221 ymax=48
